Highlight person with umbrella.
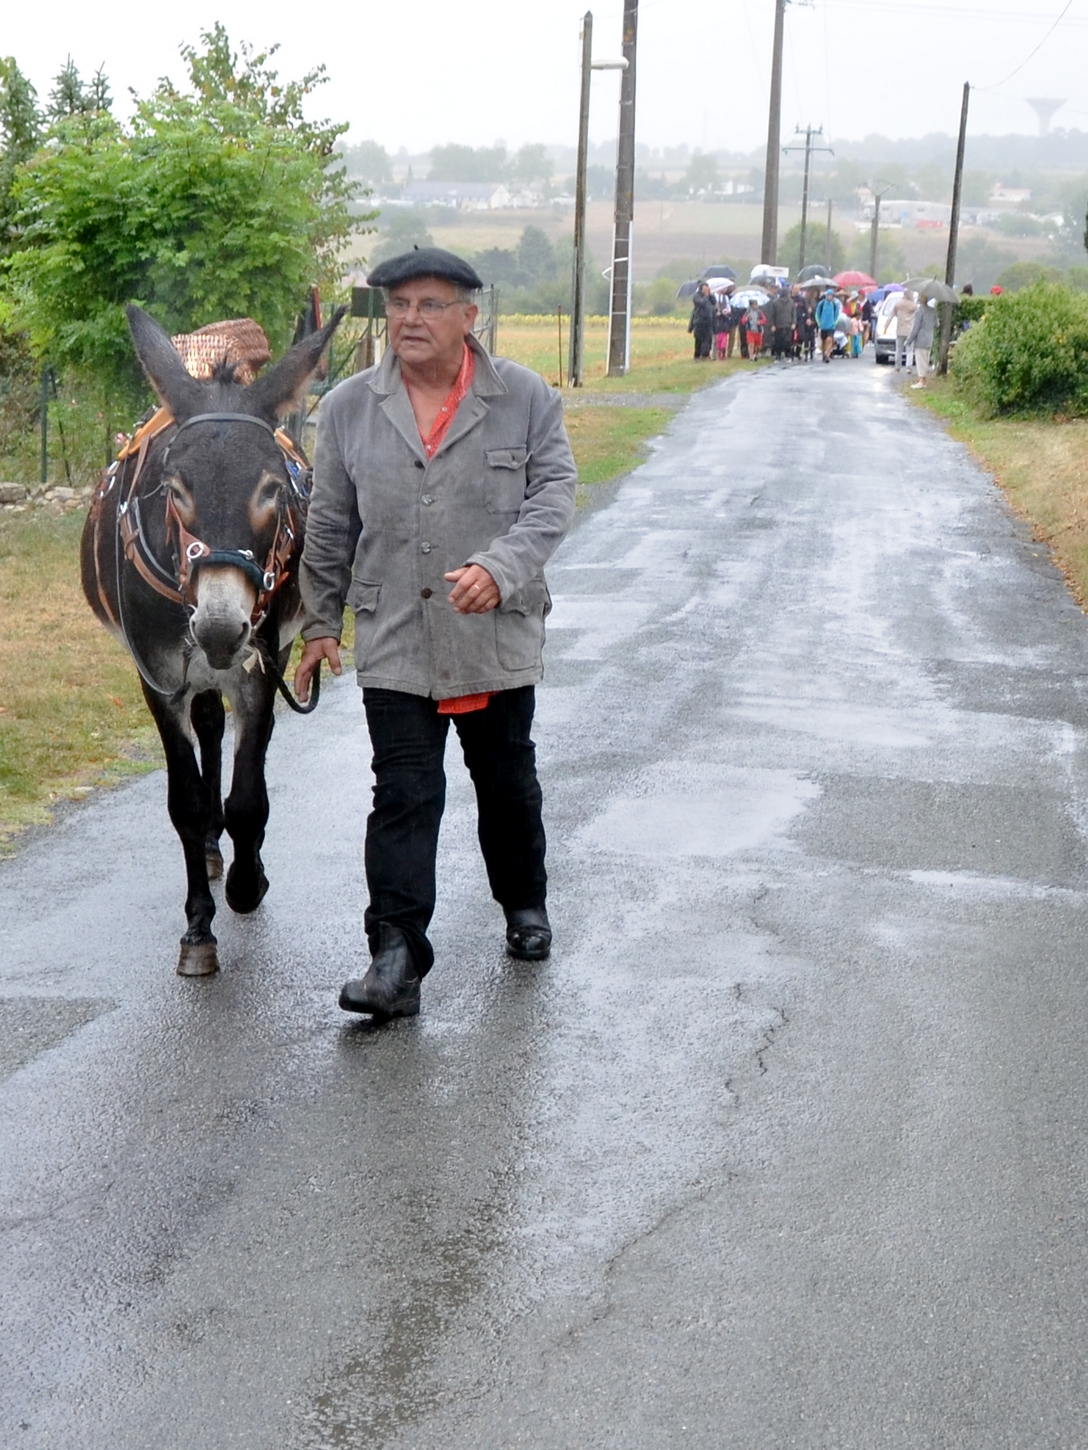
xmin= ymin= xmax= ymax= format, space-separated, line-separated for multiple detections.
xmin=898 ymin=281 xmax=957 ymax=388
xmin=906 ymin=298 xmax=938 ymax=388
xmin=688 ymin=282 xmax=716 ymax=360
xmin=889 ymin=289 xmax=919 ymax=372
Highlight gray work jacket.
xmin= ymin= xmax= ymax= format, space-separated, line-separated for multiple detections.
xmin=298 ymin=334 xmax=578 ymax=699
xmin=907 ymin=301 xmax=937 ymax=350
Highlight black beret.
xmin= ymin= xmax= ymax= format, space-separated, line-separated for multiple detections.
xmin=367 ymin=246 xmax=483 ymax=291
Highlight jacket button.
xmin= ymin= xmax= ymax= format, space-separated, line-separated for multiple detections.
xmin=414 ymin=460 xmax=425 ymax=469
xmin=421 ymin=494 xmax=434 ymax=505
xmin=421 ymin=587 xmax=433 ymax=599
xmin=421 ymin=542 xmax=432 ymax=553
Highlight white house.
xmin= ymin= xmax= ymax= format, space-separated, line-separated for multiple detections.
xmin=402 ymin=181 xmax=514 ymax=210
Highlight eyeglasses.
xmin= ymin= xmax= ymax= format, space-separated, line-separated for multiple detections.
xmin=386 ymin=297 xmax=464 ymax=317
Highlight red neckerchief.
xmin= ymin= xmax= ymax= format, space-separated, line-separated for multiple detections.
xmin=419 ymin=344 xmax=475 ymax=459
xmin=414 ymin=345 xmax=493 ymax=715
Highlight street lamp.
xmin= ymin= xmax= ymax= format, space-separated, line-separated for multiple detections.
xmin=570 ymin=11 xmax=628 ymax=388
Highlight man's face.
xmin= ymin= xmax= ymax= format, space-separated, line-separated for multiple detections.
xmin=386 ymin=277 xmax=478 ymax=371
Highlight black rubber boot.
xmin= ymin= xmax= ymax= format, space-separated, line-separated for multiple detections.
xmin=339 ymin=925 xmax=421 ymax=1018
xmin=504 ymin=905 xmax=552 ymax=961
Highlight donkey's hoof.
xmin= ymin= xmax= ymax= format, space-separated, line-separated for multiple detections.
xmin=225 ymin=867 xmax=269 ymax=915
xmin=177 ymin=941 xmax=219 ymax=976
xmin=206 ymin=848 xmax=224 ymax=881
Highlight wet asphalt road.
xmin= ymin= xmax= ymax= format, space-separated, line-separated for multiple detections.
xmin=6 ymin=357 xmax=1088 ymax=1448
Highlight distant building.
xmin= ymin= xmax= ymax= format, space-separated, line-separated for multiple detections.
xmin=861 ymin=198 xmax=952 ymax=227
xmin=989 ymin=184 xmax=1032 ymax=203
xmin=401 ymin=181 xmax=515 ymax=210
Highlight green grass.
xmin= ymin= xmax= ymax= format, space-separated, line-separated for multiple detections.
xmin=0 ymin=509 xmax=162 ymax=847
xmin=564 ymin=406 xmax=673 ymax=501
xmin=498 ymin=315 xmax=753 ymax=393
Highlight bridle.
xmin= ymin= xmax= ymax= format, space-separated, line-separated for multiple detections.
xmin=91 ymin=406 xmax=321 ymax=712
xmin=114 ymin=409 xmax=309 ymax=627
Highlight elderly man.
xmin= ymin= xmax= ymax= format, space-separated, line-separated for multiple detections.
xmin=294 ymin=248 xmax=577 ymax=1019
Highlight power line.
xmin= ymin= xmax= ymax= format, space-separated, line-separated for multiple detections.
xmin=978 ymin=0 xmax=1075 ymax=89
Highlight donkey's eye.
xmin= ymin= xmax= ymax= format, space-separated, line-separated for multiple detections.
xmin=164 ymin=475 xmax=195 ymax=516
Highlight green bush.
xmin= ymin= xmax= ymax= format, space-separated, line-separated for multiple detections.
xmin=952 ymin=281 xmax=1088 ymax=416
xmin=955 ymin=295 xmax=990 ymax=325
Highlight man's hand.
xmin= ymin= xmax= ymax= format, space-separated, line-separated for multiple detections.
xmin=294 ymin=636 xmax=342 ymax=704
xmin=445 ymin=564 xmax=500 ymax=614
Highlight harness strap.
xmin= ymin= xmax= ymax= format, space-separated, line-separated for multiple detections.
xmin=98 ymin=405 xmax=317 ymax=707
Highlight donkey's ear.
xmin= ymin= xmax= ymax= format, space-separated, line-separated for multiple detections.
xmin=126 ymin=305 xmax=205 ymax=420
xmin=244 ymin=307 xmax=347 ymax=421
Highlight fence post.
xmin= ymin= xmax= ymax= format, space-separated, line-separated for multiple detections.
xmin=40 ymin=367 xmax=49 ymax=485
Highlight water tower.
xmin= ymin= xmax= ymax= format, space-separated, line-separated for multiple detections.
xmin=1026 ymin=98 xmax=1065 ymax=136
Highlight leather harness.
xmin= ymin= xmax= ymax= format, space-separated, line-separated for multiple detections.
xmin=107 ymin=408 xmax=310 ymax=627
xmin=90 ymin=408 xmax=321 ymax=711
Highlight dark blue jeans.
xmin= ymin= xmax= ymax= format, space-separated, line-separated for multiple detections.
xmin=361 ymin=686 xmax=547 ymax=975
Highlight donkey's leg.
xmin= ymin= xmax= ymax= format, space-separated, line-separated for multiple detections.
xmin=223 ymin=678 xmax=276 ymax=915
xmin=190 ymin=689 xmax=226 ymax=880
xmin=142 ymin=684 xmax=220 ymax=976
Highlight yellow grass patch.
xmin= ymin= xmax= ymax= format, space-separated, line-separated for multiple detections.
xmin=0 ymin=510 xmax=161 ymax=846
xmin=918 ymin=378 xmax=1088 ymax=605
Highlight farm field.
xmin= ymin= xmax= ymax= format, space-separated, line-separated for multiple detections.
xmin=350 ymin=197 xmax=1051 ymax=283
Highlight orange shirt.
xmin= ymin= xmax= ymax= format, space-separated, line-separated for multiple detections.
xmin=416 ymin=346 xmax=493 ymax=715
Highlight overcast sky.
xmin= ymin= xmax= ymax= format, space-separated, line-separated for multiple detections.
xmin=4 ymin=0 xmax=1087 ymax=158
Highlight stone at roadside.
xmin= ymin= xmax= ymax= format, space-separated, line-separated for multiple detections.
xmin=53 ymin=488 xmax=75 ymax=502
xmin=0 ymin=483 xmax=27 ymax=505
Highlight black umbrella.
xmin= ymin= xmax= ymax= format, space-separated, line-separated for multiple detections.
xmin=700 ymin=264 xmax=737 ymax=281
xmin=798 ymin=263 xmax=829 ymax=282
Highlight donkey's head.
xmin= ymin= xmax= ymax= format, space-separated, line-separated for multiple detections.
xmin=127 ymin=304 xmax=344 ymax=670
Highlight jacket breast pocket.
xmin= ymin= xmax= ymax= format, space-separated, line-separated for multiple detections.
xmin=485 ymin=447 xmax=531 ymax=514
xmin=346 ymin=579 xmax=381 ymax=670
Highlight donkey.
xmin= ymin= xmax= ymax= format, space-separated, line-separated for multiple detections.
xmin=82 ymin=304 xmax=344 ymax=975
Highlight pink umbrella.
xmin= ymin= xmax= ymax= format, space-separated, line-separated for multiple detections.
xmin=834 ymin=269 xmax=877 ymax=289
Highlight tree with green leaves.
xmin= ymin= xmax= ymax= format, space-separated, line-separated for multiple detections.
xmin=516 ymin=225 xmax=556 ymax=284
xmin=370 ymin=209 xmax=435 ymax=265
xmin=428 ymin=143 xmax=508 ymax=183
xmin=511 ymin=144 xmax=552 ymax=188
xmin=779 ymin=222 xmax=844 ymax=276
xmin=344 ymin=139 xmax=393 ymax=190
xmin=0 ymin=57 xmax=42 ymax=255
xmin=47 ymin=58 xmax=111 ymax=121
xmin=1 ymin=27 xmax=363 ymax=407
xmin=683 ymin=153 xmax=718 ymax=196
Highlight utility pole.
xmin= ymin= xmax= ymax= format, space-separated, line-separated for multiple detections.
xmin=940 ymin=81 xmax=970 ymax=375
xmin=606 ymin=0 xmax=639 ymax=377
xmin=782 ymin=125 xmax=832 ymax=270
xmin=760 ymin=0 xmax=788 ymax=266
xmin=570 ymin=16 xmax=628 ymax=388
xmin=570 ymin=14 xmax=593 ymax=388
xmin=867 ymin=180 xmax=891 ymax=282
xmin=826 ymin=198 xmax=833 ymax=273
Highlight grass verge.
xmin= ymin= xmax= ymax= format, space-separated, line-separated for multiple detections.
xmin=914 ymin=376 xmax=1088 ymax=606
xmin=0 ymin=510 xmax=162 ymax=850
xmin=497 ymin=315 xmax=752 ymax=393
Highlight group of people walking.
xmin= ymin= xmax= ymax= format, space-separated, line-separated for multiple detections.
xmin=688 ymin=281 xmax=875 ymax=365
